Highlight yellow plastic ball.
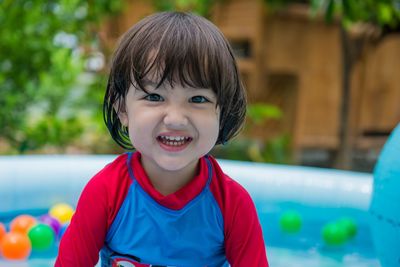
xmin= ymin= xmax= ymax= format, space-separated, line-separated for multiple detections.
xmin=49 ymin=203 xmax=75 ymax=224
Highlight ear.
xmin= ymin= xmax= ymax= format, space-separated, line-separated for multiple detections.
xmin=114 ymin=101 xmax=129 ymax=127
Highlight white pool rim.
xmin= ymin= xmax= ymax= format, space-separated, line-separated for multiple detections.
xmin=0 ymin=155 xmax=372 ymax=215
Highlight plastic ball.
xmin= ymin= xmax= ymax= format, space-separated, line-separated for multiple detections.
xmin=322 ymin=222 xmax=348 ymax=246
xmin=336 ymin=217 xmax=357 ymax=239
xmin=0 ymin=232 xmax=32 ymax=260
xmin=279 ymin=210 xmax=302 ymax=233
xmin=10 ymin=215 xmax=37 ymax=234
xmin=28 ymin=224 xmax=55 ymax=250
xmin=49 ymin=203 xmax=74 ymax=224
xmin=0 ymin=223 xmax=6 ymax=241
xmin=39 ymin=214 xmax=62 ymax=236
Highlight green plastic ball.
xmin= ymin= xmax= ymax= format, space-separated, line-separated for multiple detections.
xmin=322 ymin=222 xmax=348 ymax=246
xmin=28 ymin=223 xmax=55 ymax=250
xmin=279 ymin=211 xmax=302 ymax=233
xmin=336 ymin=217 xmax=357 ymax=239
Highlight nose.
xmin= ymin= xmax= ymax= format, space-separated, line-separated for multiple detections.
xmin=163 ymin=104 xmax=189 ymax=128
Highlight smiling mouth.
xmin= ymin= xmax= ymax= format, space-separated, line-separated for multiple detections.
xmin=157 ymin=135 xmax=193 ymax=147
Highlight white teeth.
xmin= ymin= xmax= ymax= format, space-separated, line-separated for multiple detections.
xmin=159 ymin=135 xmax=190 ymax=146
xmin=160 ymin=136 xmax=186 ymax=141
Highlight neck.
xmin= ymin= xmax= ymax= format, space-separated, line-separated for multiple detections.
xmin=140 ymin=157 xmax=200 ymax=196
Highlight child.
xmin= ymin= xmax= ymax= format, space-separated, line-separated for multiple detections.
xmin=56 ymin=11 xmax=268 ymax=267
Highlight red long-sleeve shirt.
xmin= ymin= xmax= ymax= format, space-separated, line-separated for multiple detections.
xmin=56 ymin=152 xmax=268 ymax=266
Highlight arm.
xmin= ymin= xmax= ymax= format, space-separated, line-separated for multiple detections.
xmin=224 ymin=188 xmax=269 ymax=267
xmin=207 ymin=156 xmax=268 ymax=267
xmin=55 ymin=175 xmax=109 ymax=267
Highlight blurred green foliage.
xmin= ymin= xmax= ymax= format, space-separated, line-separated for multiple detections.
xmin=211 ymin=103 xmax=293 ymax=164
xmin=265 ymin=0 xmax=400 ymax=29
xmin=152 ymin=0 xmax=217 ymax=16
xmin=245 ymin=104 xmax=292 ymax=164
xmin=0 ymin=0 xmax=123 ymax=153
xmin=312 ymin=0 xmax=400 ymax=28
xmin=247 ymin=103 xmax=282 ymax=124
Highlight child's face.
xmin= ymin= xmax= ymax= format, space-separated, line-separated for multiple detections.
xmin=119 ymin=80 xmax=220 ymax=175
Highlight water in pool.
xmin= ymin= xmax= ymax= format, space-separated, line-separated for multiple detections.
xmin=0 ymin=202 xmax=381 ymax=267
xmin=259 ymin=202 xmax=381 ymax=267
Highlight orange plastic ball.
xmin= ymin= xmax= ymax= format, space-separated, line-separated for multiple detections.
xmin=0 ymin=223 xmax=6 ymax=241
xmin=10 ymin=215 xmax=37 ymax=234
xmin=0 ymin=232 xmax=32 ymax=260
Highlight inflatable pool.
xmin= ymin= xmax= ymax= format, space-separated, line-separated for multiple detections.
xmin=369 ymin=124 xmax=400 ymax=267
xmin=0 ymin=155 xmax=380 ymax=266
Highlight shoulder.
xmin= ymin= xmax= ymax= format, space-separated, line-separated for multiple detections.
xmin=207 ymin=156 xmax=255 ymax=212
xmin=93 ymin=153 xmax=130 ymax=180
xmin=87 ymin=153 xmax=131 ymax=190
xmin=78 ymin=153 xmax=133 ymax=227
xmin=79 ymin=153 xmax=133 ymax=209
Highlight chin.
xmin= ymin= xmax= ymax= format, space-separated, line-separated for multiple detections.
xmin=157 ymin=159 xmax=193 ymax=172
xmin=155 ymin=155 xmax=198 ymax=171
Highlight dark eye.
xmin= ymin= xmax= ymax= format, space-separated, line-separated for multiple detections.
xmin=190 ymin=96 xmax=209 ymax=103
xmin=144 ymin=94 xmax=164 ymax=102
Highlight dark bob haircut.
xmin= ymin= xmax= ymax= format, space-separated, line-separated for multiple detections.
xmin=103 ymin=11 xmax=247 ymax=149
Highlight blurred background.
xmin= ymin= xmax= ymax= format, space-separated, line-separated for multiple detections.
xmin=1 ymin=0 xmax=399 ymax=172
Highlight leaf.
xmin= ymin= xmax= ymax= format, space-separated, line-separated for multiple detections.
xmin=325 ymin=0 xmax=335 ymax=23
xmin=247 ymin=103 xmax=282 ymax=124
xmin=377 ymin=3 xmax=394 ymax=25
